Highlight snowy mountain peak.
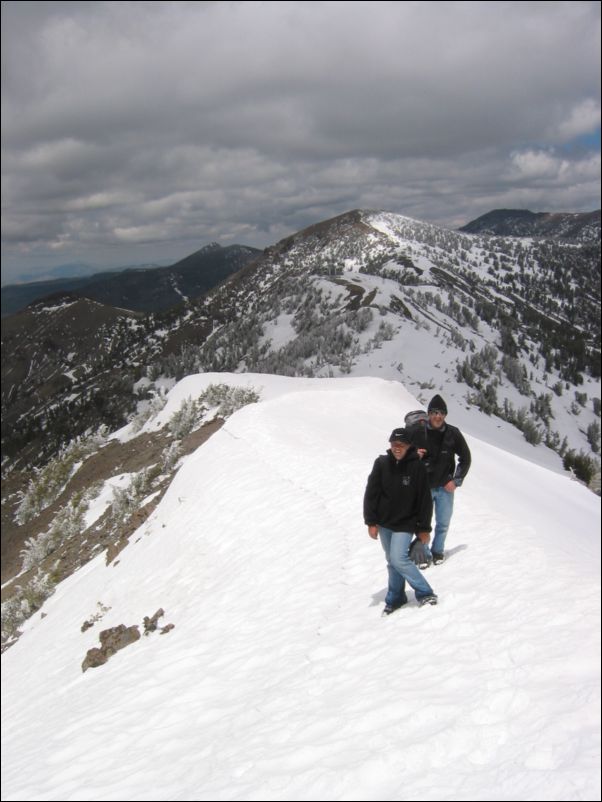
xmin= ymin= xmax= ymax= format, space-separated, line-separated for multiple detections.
xmin=198 ymin=241 xmax=223 ymax=253
xmin=186 ymin=209 xmax=600 ymax=478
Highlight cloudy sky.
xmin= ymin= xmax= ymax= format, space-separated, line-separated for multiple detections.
xmin=1 ymin=1 xmax=600 ymax=284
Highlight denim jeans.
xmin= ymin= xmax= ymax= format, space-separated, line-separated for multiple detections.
xmin=378 ymin=528 xmax=435 ymax=604
xmin=431 ymin=486 xmax=455 ymax=555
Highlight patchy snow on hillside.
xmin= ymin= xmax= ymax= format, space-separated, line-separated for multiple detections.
xmin=83 ymin=472 xmax=137 ymax=529
xmin=2 ymin=375 xmax=600 ymax=802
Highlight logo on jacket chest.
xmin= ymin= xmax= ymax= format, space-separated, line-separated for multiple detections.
xmin=400 ymin=476 xmax=411 ymax=487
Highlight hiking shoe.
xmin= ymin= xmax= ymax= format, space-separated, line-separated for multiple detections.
xmin=382 ymin=601 xmax=406 ymax=616
xmin=418 ymin=594 xmax=438 ymax=607
xmin=432 ymin=552 xmax=445 ymax=565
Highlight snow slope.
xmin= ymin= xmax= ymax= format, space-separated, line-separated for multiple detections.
xmin=1 ymin=375 xmax=600 ymax=802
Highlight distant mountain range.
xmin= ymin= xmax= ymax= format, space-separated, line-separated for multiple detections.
xmin=1 ymin=243 xmax=260 ymax=317
xmin=459 ymin=208 xmax=601 ymax=240
xmin=15 ymin=261 xmax=148 ymax=283
xmin=3 ymin=209 xmax=599 ymax=319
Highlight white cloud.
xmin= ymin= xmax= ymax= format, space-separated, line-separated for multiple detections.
xmin=508 ymin=149 xmax=569 ymax=180
xmin=508 ymin=148 xmax=600 ymax=187
xmin=554 ymin=98 xmax=602 ymax=141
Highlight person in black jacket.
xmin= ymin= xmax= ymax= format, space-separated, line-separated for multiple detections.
xmin=364 ymin=427 xmax=438 ymax=614
xmin=409 ymin=394 xmax=471 ymax=564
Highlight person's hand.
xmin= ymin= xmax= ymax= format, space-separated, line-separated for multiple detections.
xmin=417 ymin=531 xmax=431 ymax=544
xmin=368 ymin=525 xmax=379 ymax=540
xmin=409 ymin=539 xmax=431 ymax=567
xmin=416 ymin=448 xmax=427 ymax=459
xmin=443 ymin=480 xmax=457 ymax=492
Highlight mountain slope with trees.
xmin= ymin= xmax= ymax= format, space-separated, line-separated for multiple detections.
xmin=2 ymin=209 xmax=600 ymax=482
xmin=459 ymin=208 xmax=600 ymax=241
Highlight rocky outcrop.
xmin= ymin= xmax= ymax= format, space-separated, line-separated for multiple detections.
xmin=82 ymin=624 xmax=140 ymax=672
xmin=143 ymin=607 xmax=174 ymax=635
xmin=81 ymin=609 xmax=175 ymax=672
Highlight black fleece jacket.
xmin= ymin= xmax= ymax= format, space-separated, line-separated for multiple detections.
xmin=409 ymin=422 xmax=471 ymax=489
xmin=363 ymin=447 xmax=433 ymax=533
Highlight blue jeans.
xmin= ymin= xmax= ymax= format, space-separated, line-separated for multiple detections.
xmin=378 ymin=528 xmax=435 ymax=604
xmin=431 ymin=486 xmax=455 ymax=555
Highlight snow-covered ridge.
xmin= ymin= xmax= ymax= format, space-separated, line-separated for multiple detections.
xmin=2 ymin=374 xmax=599 ymax=801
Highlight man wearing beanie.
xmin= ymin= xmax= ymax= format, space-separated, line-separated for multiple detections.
xmin=409 ymin=394 xmax=471 ymax=564
xmin=364 ymin=427 xmax=438 ymax=614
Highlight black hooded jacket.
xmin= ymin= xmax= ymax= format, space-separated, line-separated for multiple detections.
xmin=363 ymin=447 xmax=433 ymax=533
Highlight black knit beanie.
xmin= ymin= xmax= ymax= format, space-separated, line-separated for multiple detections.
xmin=428 ymin=394 xmax=448 ymax=414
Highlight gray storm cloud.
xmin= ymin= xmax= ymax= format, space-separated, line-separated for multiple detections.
xmin=1 ymin=0 xmax=600 ymax=281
